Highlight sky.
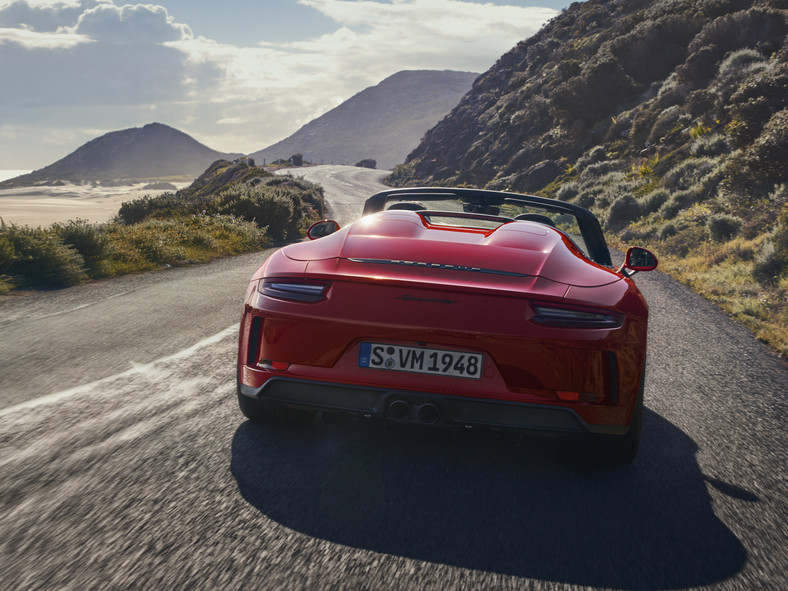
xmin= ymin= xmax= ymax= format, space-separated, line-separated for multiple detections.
xmin=0 ymin=0 xmax=574 ymax=170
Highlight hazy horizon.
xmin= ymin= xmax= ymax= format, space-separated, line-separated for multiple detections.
xmin=0 ymin=0 xmax=576 ymax=170
xmin=0 ymin=170 xmax=33 ymax=183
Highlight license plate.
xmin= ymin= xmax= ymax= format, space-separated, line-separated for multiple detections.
xmin=358 ymin=343 xmax=482 ymax=379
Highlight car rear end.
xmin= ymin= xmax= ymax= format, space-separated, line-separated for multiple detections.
xmin=237 ymin=256 xmax=648 ymax=437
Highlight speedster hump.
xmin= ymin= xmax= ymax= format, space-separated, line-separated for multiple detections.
xmin=284 ymin=210 xmax=620 ymax=288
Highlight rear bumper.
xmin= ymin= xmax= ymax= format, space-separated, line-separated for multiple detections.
xmin=238 ymin=377 xmax=629 ymax=436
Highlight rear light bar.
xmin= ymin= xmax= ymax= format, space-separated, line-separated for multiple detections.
xmin=259 ymin=278 xmax=330 ymax=302
xmin=531 ymin=302 xmax=623 ymax=329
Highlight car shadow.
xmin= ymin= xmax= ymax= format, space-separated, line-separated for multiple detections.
xmin=230 ymin=408 xmax=747 ymax=589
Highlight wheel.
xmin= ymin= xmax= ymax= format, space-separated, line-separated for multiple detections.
xmin=236 ymin=390 xmax=315 ymax=425
xmin=591 ymin=364 xmax=645 ymax=463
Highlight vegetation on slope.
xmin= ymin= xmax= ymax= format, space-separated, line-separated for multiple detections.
xmin=0 ymin=159 xmax=324 ymax=292
xmin=389 ymin=0 xmax=788 ymax=355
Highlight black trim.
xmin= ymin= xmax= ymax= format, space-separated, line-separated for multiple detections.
xmin=607 ymin=351 xmax=619 ymax=404
xmin=238 ymin=376 xmax=628 ymax=436
xmin=246 ymin=317 xmax=263 ymax=366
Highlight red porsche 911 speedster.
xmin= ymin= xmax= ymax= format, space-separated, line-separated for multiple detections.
xmin=236 ymin=188 xmax=657 ymax=461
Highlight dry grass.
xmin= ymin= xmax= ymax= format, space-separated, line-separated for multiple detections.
xmin=1 ymin=215 xmax=270 ymax=290
xmin=612 ymin=221 xmax=787 ymax=358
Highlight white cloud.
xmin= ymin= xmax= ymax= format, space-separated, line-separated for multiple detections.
xmin=0 ymin=0 xmax=557 ymax=168
xmin=0 ymin=25 xmax=88 ymax=47
xmin=70 ymin=3 xmax=192 ymax=43
xmin=0 ymin=1 xmax=106 ymax=31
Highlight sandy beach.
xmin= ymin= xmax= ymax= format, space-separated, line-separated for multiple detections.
xmin=0 ymin=182 xmax=186 ymax=228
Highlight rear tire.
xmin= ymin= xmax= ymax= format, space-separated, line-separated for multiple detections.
xmin=591 ymin=365 xmax=645 ymax=463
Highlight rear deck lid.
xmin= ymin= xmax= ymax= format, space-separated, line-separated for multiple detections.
xmin=284 ymin=211 xmax=620 ymax=288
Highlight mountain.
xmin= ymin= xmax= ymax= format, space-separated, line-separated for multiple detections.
xmin=1 ymin=123 xmax=241 ymax=187
xmin=248 ymin=70 xmax=479 ymax=171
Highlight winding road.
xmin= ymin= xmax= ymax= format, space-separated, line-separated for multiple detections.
xmin=1 ymin=165 xmax=786 ymax=590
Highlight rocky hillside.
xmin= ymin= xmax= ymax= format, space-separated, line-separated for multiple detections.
xmin=389 ymin=0 xmax=787 ymax=354
xmin=1 ymin=123 xmax=241 ymax=187
xmin=248 ymin=70 xmax=479 ymax=171
xmin=392 ymin=0 xmax=785 ymax=193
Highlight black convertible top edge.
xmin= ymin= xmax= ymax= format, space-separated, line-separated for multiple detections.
xmin=363 ymin=187 xmax=613 ymax=267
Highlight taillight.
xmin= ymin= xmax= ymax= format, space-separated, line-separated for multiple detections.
xmin=259 ymin=278 xmax=331 ymax=302
xmin=530 ymin=302 xmax=623 ymax=329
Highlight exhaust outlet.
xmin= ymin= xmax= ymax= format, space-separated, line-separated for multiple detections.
xmin=388 ymin=399 xmax=410 ymax=421
xmin=417 ymin=403 xmax=440 ymax=424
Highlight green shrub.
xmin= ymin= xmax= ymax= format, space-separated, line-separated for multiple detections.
xmin=576 ymin=190 xmax=598 ymax=208
xmin=211 ymin=176 xmax=324 ymax=243
xmin=214 ymin=184 xmax=294 ymax=243
xmin=579 ymin=160 xmax=622 ymax=180
xmin=687 ymin=89 xmax=717 ymax=120
xmin=660 ymin=188 xmax=703 ymax=218
xmin=660 ymin=222 xmax=678 ymax=239
xmin=753 ymin=240 xmax=782 ymax=283
xmin=128 ymin=228 xmax=184 ymax=264
xmin=574 ymin=146 xmax=606 ymax=171
xmin=663 ymin=157 xmax=719 ymax=191
xmin=725 ymin=62 xmax=788 ymax=148
xmin=117 ymin=192 xmax=185 ymax=224
xmin=2 ymin=225 xmax=87 ymax=288
xmin=118 ymin=194 xmax=155 ymax=224
xmin=707 ymin=214 xmax=742 ymax=241
xmin=718 ymin=48 xmax=765 ymax=75
xmin=660 ymin=224 xmax=707 ymax=257
xmin=742 ymin=109 xmax=788 ymax=185
xmin=0 ymin=233 xmax=14 ymax=272
xmin=690 ymin=134 xmax=729 ymax=157
xmin=53 ymin=219 xmax=108 ymax=262
xmin=607 ymin=195 xmax=641 ymax=230
xmin=556 ymin=182 xmax=579 ymax=201
xmin=753 ymin=208 xmax=788 ymax=283
xmin=647 ymin=106 xmax=685 ymax=145
xmin=640 ymin=189 xmax=670 ymax=214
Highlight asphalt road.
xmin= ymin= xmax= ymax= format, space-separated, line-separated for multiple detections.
xmin=1 ymin=165 xmax=786 ymax=590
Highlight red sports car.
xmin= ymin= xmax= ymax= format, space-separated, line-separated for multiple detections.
xmin=237 ymin=188 xmax=657 ymax=461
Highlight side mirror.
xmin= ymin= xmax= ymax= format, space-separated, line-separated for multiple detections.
xmin=621 ymin=247 xmax=658 ymax=275
xmin=307 ymin=220 xmax=340 ymax=240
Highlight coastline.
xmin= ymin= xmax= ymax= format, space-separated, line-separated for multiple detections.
xmin=0 ymin=181 xmax=186 ymax=227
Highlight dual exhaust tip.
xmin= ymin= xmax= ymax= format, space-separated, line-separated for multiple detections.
xmin=387 ymin=399 xmax=440 ymax=424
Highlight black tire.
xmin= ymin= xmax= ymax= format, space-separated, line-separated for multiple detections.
xmin=236 ymin=390 xmax=316 ymax=425
xmin=591 ymin=366 xmax=645 ymax=463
